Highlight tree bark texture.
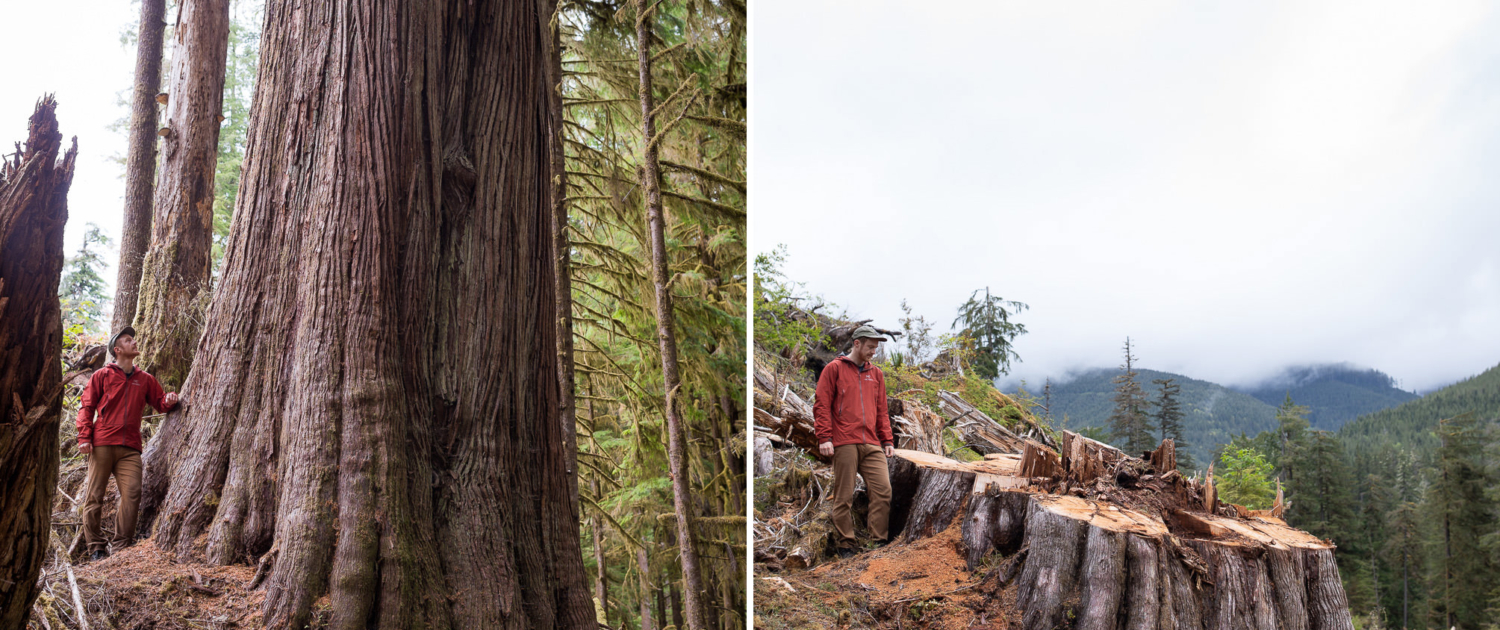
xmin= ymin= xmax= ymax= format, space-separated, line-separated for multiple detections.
xmin=112 ymin=0 xmax=167 ymax=334
xmin=635 ymin=1 xmax=706 ymax=628
xmin=0 ymin=96 xmax=75 ymax=630
xmin=132 ymin=0 xmax=228 ymax=390
xmin=890 ymin=452 xmax=1356 ymax=630
xmin=135 ymin=2 xmax=594 ymax=628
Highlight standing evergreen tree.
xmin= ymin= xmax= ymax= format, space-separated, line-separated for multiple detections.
xmin=951 ymin=286 xmax=1028 ymax=379
xmin=1151 ymin=377 xmax=1194 ymax=472
xmin=1287 ymin=431 xmax=1356 ymax=543
xmin=59 ymin=223 xmax=113 ymax=334
xmin=1426 ymin=413 xmax=1497 ymax=629
xmin=1107 ymin=337 xmax=1154 ymax=453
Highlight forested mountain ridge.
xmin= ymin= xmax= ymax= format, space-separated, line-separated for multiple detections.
xmin=1338 ymin=361 xmax=1500 ymax=459
xmin=1027 ymin=363 xmax=1420 ymax=465
xmin=1239 ymin=364 xmax=1419 ymax=430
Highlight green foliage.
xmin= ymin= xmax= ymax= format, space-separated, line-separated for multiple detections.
xmin=753 ymin=245 xmax=825 ymax=356
xmin=898 ymin=298 xmax=934 ymax=365
xmin=210 ymin=0 xmax=263 ymax=273
xmin=1424 ymin=413 xmax=1498 ymax=628
xmin=1108 ymin=338 xmax=1155 ymax=454
xmin=1151 ymin=377 xmax=1194 ymax=472
xmin=951 ymin=287 xmax=1027 ymax=379
xmin=59 ymin=224 xmax=113 ymax=335
xmin=1217 ymin=446 xmax=1276 ymax=510
xmin=562 ymin=1 xmax=745 ymax=627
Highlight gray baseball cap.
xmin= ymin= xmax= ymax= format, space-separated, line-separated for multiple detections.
xmin=108 ymin=326 xmax=136 ymax=360
xmin=851 ymin=324 xmax=888 ymax=342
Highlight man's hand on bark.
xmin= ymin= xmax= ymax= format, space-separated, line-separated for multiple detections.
xmin=164 ymin=392 xmax=179 ymax=409
xmin=79 ymin=442 xmax=92 ymax=455
xmin=819 ymin=442 xmax=834 ymax=458
xmin=884 ymin=444 xmax=894 ymax=457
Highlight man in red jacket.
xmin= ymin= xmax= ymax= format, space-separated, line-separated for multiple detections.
xmin=76 ymin=326 xmax=179 ymax=559
xmin=814 ymin=324 xmax=895 ymax=554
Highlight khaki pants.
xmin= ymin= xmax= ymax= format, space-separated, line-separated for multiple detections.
xmin=831 ymin=444 xmax=892 ymax=544
xmin=80 ymin=445 xmax=142 ymax=552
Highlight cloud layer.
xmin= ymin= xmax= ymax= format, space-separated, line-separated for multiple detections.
xmin=752 ymin=0 xmax=1500 ymax=392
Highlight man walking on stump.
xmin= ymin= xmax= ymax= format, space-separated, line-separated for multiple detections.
xmin=814 ymin=324 xmax=895 ymax=556
xmin=77 ymin=327 xmax=179 ymax=560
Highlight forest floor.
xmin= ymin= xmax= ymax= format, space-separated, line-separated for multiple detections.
xmin=753 ymin=522 xmax=1021 ymax=630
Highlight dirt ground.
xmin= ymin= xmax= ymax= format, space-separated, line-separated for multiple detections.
xmin=753 ymin=524 xmax=1022 ymax=630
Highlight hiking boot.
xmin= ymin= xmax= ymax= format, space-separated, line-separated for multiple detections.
xmin=88 ymin=549 xmax=108 ymax=563
xmin=835 ymin=545 xmax=859 ymax=559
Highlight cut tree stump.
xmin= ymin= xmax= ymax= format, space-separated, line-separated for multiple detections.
xmin=885 ymin=450 xmax=1355 ymax=630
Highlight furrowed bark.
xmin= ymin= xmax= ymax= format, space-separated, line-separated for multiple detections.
xmin=635 ymin=0 xmax=706 ymax=627
xmin=0 ymin=96 xmax=75 ymax=630
xmin=1015 ymin=503 xmax=1088 ymax=630
xmin=900 ymin=468 xmax=973 ymax=542
xmin=132 ymin=0 xmax=228 ymax=391
xmin=1076 ymin=527 xmax=1127 ymax=630
xmin=113 ymin=0 xmax=167 ymax=333
xmin=136 ymin=1 xmax=594 ymax=627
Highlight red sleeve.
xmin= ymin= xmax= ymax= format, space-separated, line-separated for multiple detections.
xmin=76 ymin=372 xmax=100 ymax=444
xmin=144 ymin=374 xmax=171 ymax=412
xmin=876 ymin=370 xmax=893 ymax=446
xmin=813 ymin=363 xmax=837 ymax=444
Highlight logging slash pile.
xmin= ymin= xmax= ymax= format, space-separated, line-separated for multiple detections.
xmin=752 ymin=339 xmax=1355 ymax=629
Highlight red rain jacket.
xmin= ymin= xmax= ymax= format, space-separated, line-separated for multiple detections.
xmin=76 ymin=363 xmax=175 ymax=452
xmin=813 ymin=355 xmax=894 ymax=447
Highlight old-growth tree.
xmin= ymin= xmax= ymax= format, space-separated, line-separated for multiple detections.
xmin=112 ymin=0 xmax=167 ymax=333
xmin=135 ymin=1 xmax=594 ymax=627
xmin=1108 ymin=337 xmax=1154 ymax=453
xmin=0 ymin=97 xmax=76 ymax=630
xmin=132 ymin=0 xmax=229 ymax=390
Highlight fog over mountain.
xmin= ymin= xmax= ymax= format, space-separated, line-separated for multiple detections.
xmin=753 ymin=0 xmax=1500 ymax=393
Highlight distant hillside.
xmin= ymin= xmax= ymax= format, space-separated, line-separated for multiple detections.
xmin=1338 ymin=361 xmax=1500 ymax=458
xmin=1026 ymin=368 xmax=1277 ymax=466
xmin=1237 ymin=364 xmax=1419 ymax=431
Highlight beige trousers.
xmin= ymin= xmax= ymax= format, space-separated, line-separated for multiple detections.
xmin=80 ymin=445 xmax=142 ymax=552
xmin=831 ymin=443 xmax=892 ymax=544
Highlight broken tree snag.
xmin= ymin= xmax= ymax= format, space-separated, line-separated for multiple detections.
xmin=1202 ymin=463 xmax=1218 ymax=512
xmin=892 ymin=400 xmax=946 ymax=454
xmin=1061 ymin=430 xmax=1125 ymax=485
xmin=1018 ymin=440 xmax=1062 ymax=479
xmin=936 ymin=390 xmax=1028 ymax=454
xmin=0 ymin=96 xmax=75 ymax=630
xmin=1147 ymin=438 xmax=1176 ymax=474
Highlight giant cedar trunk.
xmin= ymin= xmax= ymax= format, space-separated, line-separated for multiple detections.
xmin=0 ymin=97 xmax=75 ymax=630
xmin=635 ymin=1 xmax=707 ymax=628
xmin=132 ymin=0 xmax=228 ymax=390
xmin=136 ymin=1 xmax=594 ymax=628
xmin=112 ymin=0 xmax=167 ymax=333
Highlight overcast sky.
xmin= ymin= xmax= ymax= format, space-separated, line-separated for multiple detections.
xmin=751 ymin=0 xmax=1500 ymax=393
xmin=3 ymin=0 xmax=136 ymax=273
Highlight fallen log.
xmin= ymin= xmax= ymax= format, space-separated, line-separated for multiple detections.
xmin=936 ymin=390 xmax=1028 ymax=454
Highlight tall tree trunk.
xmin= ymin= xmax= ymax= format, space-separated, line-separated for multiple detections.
xmin=135 ymin=1 xmax=594 ymax=627
xmin=113 ymin=0 xmax=167 ymax=333
xmin=635 ymin=2 xmax=706 ymax=628
xmin=637 ymin=544 xmax=655 ymax=630
xmin=132 ymin=0 xmax=228 ymax=390
xmin=0 ymin=97 xmax=75 ymax=630
xmin=537 ymin=0 xmax=580 ymax=509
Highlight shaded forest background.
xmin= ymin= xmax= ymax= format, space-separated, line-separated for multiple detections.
xmin=46 ymin=1 xmax=746 ymax=629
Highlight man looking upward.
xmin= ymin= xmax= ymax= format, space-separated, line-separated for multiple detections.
xmin=76 ymin=327 xmax=179 ymax=560
xmin=814 ymin=324 xmax=895 ymax=555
